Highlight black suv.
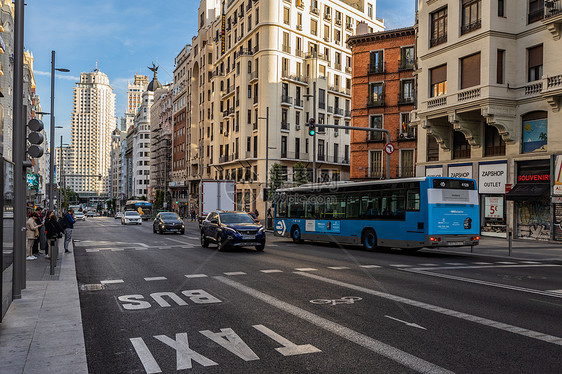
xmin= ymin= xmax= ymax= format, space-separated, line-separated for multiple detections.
xmin=201 ymin=211 xmax=265 ymax=251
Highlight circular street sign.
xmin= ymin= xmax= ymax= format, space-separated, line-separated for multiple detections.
xmin=384 ymin=143 xmax=395 ymax=155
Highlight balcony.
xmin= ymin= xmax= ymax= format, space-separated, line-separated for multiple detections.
xmin=253 ymin=46 xmax=260 ymax=54
xmin=296 ymin=25 xmax=303 ymax=31
xmin=281 ymin=122 xmax=290 ymax=131
xmin=364 ymin=168 xmax=384 ymax=179
xmin=246 ymin=2 xmax=252 ymax=11
xmin=344 ymin=110 xmax=351 ymax=118
xmin=324 ymin=13 xmax=331 ymax=21
xmin=295 ymin=49 xmax=304 ymax=58
xmin=294 ymin=98 xmax=303 ymax=107
xmin=310 ymin=6 xmax=319 ymax=15
xmin=460 ymin=19 xmax=481 ymax=35
xmin=311 ymin=29 xmax=317 ymax=36
xmin=334 ymin=108 xmax=343 ymax=116
xmin=345 ymin=22 xmax=353 ymax=31
xmin=327 ymin=106 xmax=334 ymax=113
xmin=282 ymin=44 xmax=291 ymax=53
xmin=221 ymin=85 xmax=235 ymax=99
xmin=253 ymin=122 xmax=258 ymax=130
xmin=457 ymin=87 xmax=481 ymax=102
xmin=334 ymin=63 xmax=342 ymax=70
xmin=249 ymin=71 xmax=259 ymax=83
xmin=281 ymin=95 xmax=293 ymax=105
xmin=528 ymin=7 xmax=545 ymax=23
xmin=367 ymin=95 xmax=385 ymax=108
xmin=398 ymin=93 xmax=414 ymax=105
xmin=281 ymin=74 xmax=308 ymax=85
xmin=398 ymin=59 xmax=414 ymax=71
xmin=397 ymin=166 xmax=415 ymax=178
xmin=427 ymin=96 xmax=447 ymax=108
xmin=544 ymin=0 xmax=562 ymax=39
xmin=319 ymin=101 xmax=325 ymax=110
xmin=335 ymin=18 xmax=342 ymax=26
xmin=368 ymin=62 xmax=384 ymax=75
xmin=296 ymin=0 xmax=304 ymax=10
xmin=430 ymin=34 xmax=447 ymax=48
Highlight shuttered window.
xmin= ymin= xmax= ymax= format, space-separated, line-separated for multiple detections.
xmin=460 ymin=53 xmax=481 ymax=89
xmin=430 ymin=65 xmax=447 ymax=97
xmin=528 ymin=45 xmax=543 ymax=82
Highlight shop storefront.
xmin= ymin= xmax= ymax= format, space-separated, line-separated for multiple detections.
xmin=479 ymin=162 xmax=507 ymax=238
xmin=507 ymin=160 xmax=551 ymax=240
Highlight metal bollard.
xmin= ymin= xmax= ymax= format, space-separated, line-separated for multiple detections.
xmin=508 ymin=231 xmax=512 ymax=256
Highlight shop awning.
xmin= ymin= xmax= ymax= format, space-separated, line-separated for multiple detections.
xmin=505 ymin=184 xmax=549 ymax=201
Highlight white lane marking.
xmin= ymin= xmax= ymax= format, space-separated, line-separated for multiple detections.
xmin=112 ymin=248 xmax=125 ymax=252
xmin=295 ymin=271 xmax=562 ymax=346
xmin=214 ymin=276 xmax=453 ymax=373
xmin=548 ymin=289 xmax=562 ymax=294
xmin=445 ymin=263 xmax=465 ymax=266
xmin=85 ymin=249 xmax=99 ymax=253
xmin=144 ymin=277 xmax=167 ymax=281
xmin=419 ymin=263 xmax=439 ymax=267
xmin=360 ymin=265 xmax=381 ymax=268
xmin=136 ymin=247 xmax=148 ymax=250
xmin=224 ymin=272 xmax=247 ymax=276
xmin=328 ymin=266 xmax=351 ymax=270
xmin=496 ymin=261 xmax=516 ymax=265
xmin=472 ymin=262 xmax=492 ymax=265
xmin=199 ymin=328 xmax=260 ymax=361
xmin=520 ymin=261 xmax=540 ymax=264
xmin=130 ymin=337 xmax=161 ymax=374
xmin=409 ymin=264 xmax=559 ymax=271
xmin=404 ymin=266 xmax=562 ymax=299
xmin=295 ymin=268 xmax=317 ymax=272
xmin=185 ymin=274 xmax=208 ymax=278
xmin=165 ymin=238 xmax=190 ymax=245
xmin=389 ymin=264 xmax=410 ymax=268
xmin=155 ymin=333 xmax=218 ymax=369
xmin=385 ymin=315 xmax=427 ymax=330
xmin=253 ymin=324 xmax=321 ymax=356
xmin=260 ymin=269 xmax=283 ymax=273
xmin=100 ymin=279 xmax=124 ymax=284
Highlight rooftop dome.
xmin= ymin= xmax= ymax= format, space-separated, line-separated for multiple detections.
xmin=147 ymin=63 xmax=163 ymax=92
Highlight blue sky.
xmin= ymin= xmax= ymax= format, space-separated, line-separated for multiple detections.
xmin=26 ymin=0 xmax=415 ymax=146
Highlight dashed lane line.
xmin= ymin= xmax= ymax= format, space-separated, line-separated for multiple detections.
xmin=185 ymin=274 xmax=208 ymax=278
xmin=549 ymin=290 xmax=562 ymax=294
xmin=260 ymin=269 xmax=283 ymax=273
xmin=359 ymin=265 xmax=382 ymax=269
xmin=224 ymin=272 xmax=247 ymax=276
xmin=100 ymin=279 xmax=124 ymax=284
xmin=389 ymin=264 xmax=410 ymax=268
xmin=144 ymin=276 xmax=167 ymax=281
xmin=294 ymin=271 xmax=562 ymax=347
xmin=214 ymin=276 xmax=454 ymax=374
xmin=295 ymin=268 xmax=318 ymax=272
xmin=445 ymin=263 xmax=465 ymax=266
xmin=472 ymin=262 xmax=492 ymax=265
xmin=328 ymin=266 xmax=351 ymax=270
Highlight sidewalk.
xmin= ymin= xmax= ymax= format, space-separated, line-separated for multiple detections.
xmin=0 ymin=239 xmax=88 ymax=374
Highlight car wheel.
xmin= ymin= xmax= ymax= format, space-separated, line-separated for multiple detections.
xmin=201 ymin=232 xmax=209 ymax=248
xmin=291 ymin=225 xmax=303 ymax=244
xmin=217 ymin=235 xmax=226 ymax=252
xmin=180 ymin=230 xmax=185 ymax=235
xmin=159 ymin=227 xmax=163 ymax=234
xmin=153 ymin=226 xmax=156 ymax=233
xmin=362 ymin=229 xmax=377 ymax=250
xmin=255 ymin=243 xmax=265 ymax=251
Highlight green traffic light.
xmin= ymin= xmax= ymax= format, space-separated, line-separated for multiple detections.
xmin=309 ymin=129 xmax=316 ymax=136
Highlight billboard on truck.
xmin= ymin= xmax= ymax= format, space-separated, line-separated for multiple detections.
xmin=201 ymin=180 xmax=236 ymax=219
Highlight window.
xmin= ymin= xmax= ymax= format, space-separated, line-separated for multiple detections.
xmin=368 ymin=83 xmax=384 ymax=106
xmin=461 ymin=0 xmax=481 ymax=35
xmin=367 ymin=4 xmax=373 ymax=18
xmin=460 ymin=53 xmax=481 ymax=89
xmin=453 ymin=131 xmax=471 ymax=159
xmin=368 ymin=51 xmax=383 ymax=74
xmin=400 ymin=113 xmax=415 ymax=138
xmin=297 ymin=12 xmax=302 ymax=28
xmin=283 ymin=7 xmax=290 ymax=25
xmin=333 ymin=143 xmax=339 ymax=162
xmin=281 ymin=136 xmax=287 ymax=158
xmin=369 ymin=115 xmax=383 ymax=141
xmin=399 ymin=79 xmax=414 ymax=103
xmin=430 ymin=7 xmax=447 ymax=47
xmin=295 ymin=138 xmax=300 ymax=159
xmin=311 ymin=19 xmax=318 ymax=35
xmin=485 ymin=125 xmax=506 ymax=156
xmin=497 ymin=49 xmax=505 ymax=84
xmin=400 ymin=150 xmax=415 ymax=177
xmin=498 ymin=0 xmax=505 ymax=17
xmin=430 ymin=65 xmax=447 ymax=97
xmin=399 ymin=46 xmax=414 ymax=70
xmin=528 ymin=45 xmax=543 ymax=82
xmin=318 ymin=88 xmax=326 ymax=109
xmin=318 ymin=139 xmax=325 ymax=161
xmin=528 ymin=0 xmax=544 ymax=24
xmin=427 ymin=135 xmax=439 ymax=161
xmin=369 ymin=150 xmax=383 ymax=178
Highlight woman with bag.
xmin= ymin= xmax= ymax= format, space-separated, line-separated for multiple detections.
xmin=45 ymin=212 xmax=62 ymax=259
xmin=26 ymin=212 xmax=41 ymax=260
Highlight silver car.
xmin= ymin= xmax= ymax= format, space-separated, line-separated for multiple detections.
xmin=121 ymin=211 xmax=142 ymax=225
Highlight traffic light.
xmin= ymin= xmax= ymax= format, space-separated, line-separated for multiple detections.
xmin=308 ymin=118 xmax=316 ymax=136
xmin=27 ymin=118 xmax=44 ymax=158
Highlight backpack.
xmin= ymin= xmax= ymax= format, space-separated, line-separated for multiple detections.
xmin=59 ymin=216 xmax=67 ymax=230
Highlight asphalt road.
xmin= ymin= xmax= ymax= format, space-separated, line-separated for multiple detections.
xmin=74 ymin=217 xmax=562 ymax=374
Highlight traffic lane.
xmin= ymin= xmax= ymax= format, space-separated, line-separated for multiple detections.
xmin=79 ymin=276 xmax=428 ymax=374
xmin=216 ymin=271 xmax=562 ymax=374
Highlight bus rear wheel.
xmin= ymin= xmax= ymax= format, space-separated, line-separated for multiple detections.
xmin=362 ymin=229 xmax=377 ymax=250
xmin=291 ymin=226 xmax=303 ymax=244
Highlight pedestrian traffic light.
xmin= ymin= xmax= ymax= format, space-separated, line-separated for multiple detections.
xmin=308 ymin=118 xmax=316 ymax=136
xmin=27 ymin=118 xmax=44 ymax=158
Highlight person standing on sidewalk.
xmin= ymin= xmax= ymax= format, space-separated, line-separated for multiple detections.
xmin=63 ymin=209 xmax=75 ymax=253
xmin=45 ymin=212 xmax=62 ymax=259
xmin=26 ymin=212 xmax=42 ymax=260
xmin=32 ymin=209 xmax=43 ymax=256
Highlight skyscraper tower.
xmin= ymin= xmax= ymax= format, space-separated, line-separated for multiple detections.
xmin=69 ymin=68 xmax=116 ymax=199
xmin=126 ymin=73 xmax=149 ymax=130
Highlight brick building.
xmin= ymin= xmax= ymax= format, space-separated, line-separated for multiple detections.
xmin=348 ymin=26 xmax=415 ymax=179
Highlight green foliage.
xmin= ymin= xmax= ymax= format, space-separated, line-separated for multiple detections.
xmin=140 ymin=195 xmax=147 ymax=201
xmin=154 ymin=190 xmax=165 ymax=209
xmin=268 ymin=163 xmax=285 ymax=200
xmin=61 ymin=188 xmax=79 ymax=210
xmin=292 ymin=162 xmax=309 ymax=186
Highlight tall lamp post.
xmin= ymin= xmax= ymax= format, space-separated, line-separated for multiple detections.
xmin=47 ymin=50 xmax=69 ymax=212
xmin=257 ymin=107 xmax=269 ymax=228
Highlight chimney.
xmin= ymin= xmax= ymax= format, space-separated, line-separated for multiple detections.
xmin=356 ymin=21 xmax=369 ymax=35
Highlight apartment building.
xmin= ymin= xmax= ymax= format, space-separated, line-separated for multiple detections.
xmin=348 ymin=25 xmax=415 ymax=180
xmin=125 ymin=74 xmax=149 ymax=131
xmin=109 ymin=127 xmax=121 ymax=201
xmin=411 ymin=0 xmax=562 ymax=240
xmin=69 ymin=69 xmax=116 ymax=199
xmin=174 ymin=0 xmax=383 ymax=216
xmin=149 ymin=85 xmax=173 ymax=202
xmin=55 ymin=145 xmax=72 ymax=188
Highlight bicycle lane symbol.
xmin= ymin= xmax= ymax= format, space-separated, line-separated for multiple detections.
xmin=310 ymin=296 xmax=362 ymax=306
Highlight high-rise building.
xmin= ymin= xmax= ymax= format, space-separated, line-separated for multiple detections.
xmin=126 ymin=74 xmax=149 ymax=130
xmin=149 ymin=84 xmax=173 ymax=202
xmin=69 ymin=69 xmax=116 ymax=200
xmin=172 ymin=0 xmax=383 ymax=217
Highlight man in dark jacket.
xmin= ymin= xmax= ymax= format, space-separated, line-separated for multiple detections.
xmin=63 ymin=210 xmax=76 ymax=253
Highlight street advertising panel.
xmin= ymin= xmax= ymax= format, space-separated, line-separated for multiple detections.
xmin=479 ymin=162 xmax=507 ymax=194
xmin=425 ymin=166 xmax=443 ymax=177
xmin=484 ymin=196 xmax=504 ymax=219
xmin=448 ymin=164 xmax=473 ymax=179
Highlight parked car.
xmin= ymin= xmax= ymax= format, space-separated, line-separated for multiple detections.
xmin=153 ymin=212 xmax=185 ymax=234
xmin=248 ymin=212 xmax=260 ymax=224
xmin=92 ymin=212 xmax=100 ymax=217
xmin=86 ymin=211 xmax=94 ymax=217
xmin=114 ymin=212 xmax=123 ymax=219
xmin=74 ymin=212 xmax=86 ymax=221
xmin=121 ymin=211 xmax=142 ymax=225
xmin=200 ymin=211 xmax=265 ymax=251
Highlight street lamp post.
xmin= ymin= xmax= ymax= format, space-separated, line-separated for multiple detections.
xmin=48 ymin=50 xmax=69 ymax=212
xmin=257 ymin=107 xmax=269 ymax=228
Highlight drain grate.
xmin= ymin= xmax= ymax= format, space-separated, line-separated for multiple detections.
xmin=80 ymin=283 xmax=105 ymax=291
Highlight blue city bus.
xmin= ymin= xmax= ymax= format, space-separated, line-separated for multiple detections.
xmin=124 ymin=200 xmax=153 ymax=221
xmin=273 ymin=177 xmax=480 ymax=252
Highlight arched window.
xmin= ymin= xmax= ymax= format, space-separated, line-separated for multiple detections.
xmin=485 ymin=125 xmax=505 ymax=156
xmin=453 ymin=131 xmax=470 ymax=159
xmin=522 ymin=111 xmax=547 ymax=153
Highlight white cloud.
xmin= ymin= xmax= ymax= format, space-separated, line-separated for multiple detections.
xmin=34 ymin=70 xmax=79 ymax=81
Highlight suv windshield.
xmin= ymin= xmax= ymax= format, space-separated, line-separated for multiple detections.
xmin=160 ymin=213 xmax=179 ymax=220
xmin=219 ymin=213 xmax=256 ymax=224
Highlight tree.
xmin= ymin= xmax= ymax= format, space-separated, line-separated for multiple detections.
xmin=140 ymin=195 xmax=147 ymax=201
xmin=61 ymin=188 xmax=78 ymax=210
xmin=293 ymin=161 xmax=309 ymax=186
xmin=268 ymin=163 xmax=284 ymax=200
xmin=154 ymin=190 xmax=164 ymax=210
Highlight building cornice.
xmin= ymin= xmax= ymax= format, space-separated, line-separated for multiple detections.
xmin=347 ymin=26 xmax=415 ymax=47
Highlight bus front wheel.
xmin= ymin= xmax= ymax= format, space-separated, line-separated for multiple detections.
xmin=291 ymin=226 xmax=303 ymax=244
xmin=362 ymin=229 xmax=377 ymax=250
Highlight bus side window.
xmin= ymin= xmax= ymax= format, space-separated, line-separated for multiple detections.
xmin=315 ymin=197 xmax=326 ymax=219
xmin=277 ymin=196 xmax=288 ymax=218
xmin=406 ymin=187 xmax=420 ymax=211
xmin=288 ymin=194 xmax=305 ymax=218
xmin=305 ymin=199 xmax=315 ymax=219
xmin=346 ymin=194 xmax=360 ymax=219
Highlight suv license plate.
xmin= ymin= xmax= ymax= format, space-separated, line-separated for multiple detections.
xmin=243 ymin=235 xmax=255 ymax=240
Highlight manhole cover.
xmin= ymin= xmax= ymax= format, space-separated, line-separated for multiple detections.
xmin=80 ymin=283 xmax=105 ymax=291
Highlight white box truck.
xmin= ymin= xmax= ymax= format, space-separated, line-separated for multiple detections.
xmin=199 ymin=180 xmax=236 ymax=225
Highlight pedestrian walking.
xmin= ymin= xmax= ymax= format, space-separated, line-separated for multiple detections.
xmin=26 ymin=213 xmax=41 ymax=260
xmin=63 ymin=209 xmax=76 ymax=253
xmin=45 ymin=213 xmax=63 ymax=259
xmin=32 ymin=210 xmax=44 ymax=256
xmin=190 ymin=209 xmax=196 ymax=222
xmin=254 ymin=208 xmax=259 ymax=219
